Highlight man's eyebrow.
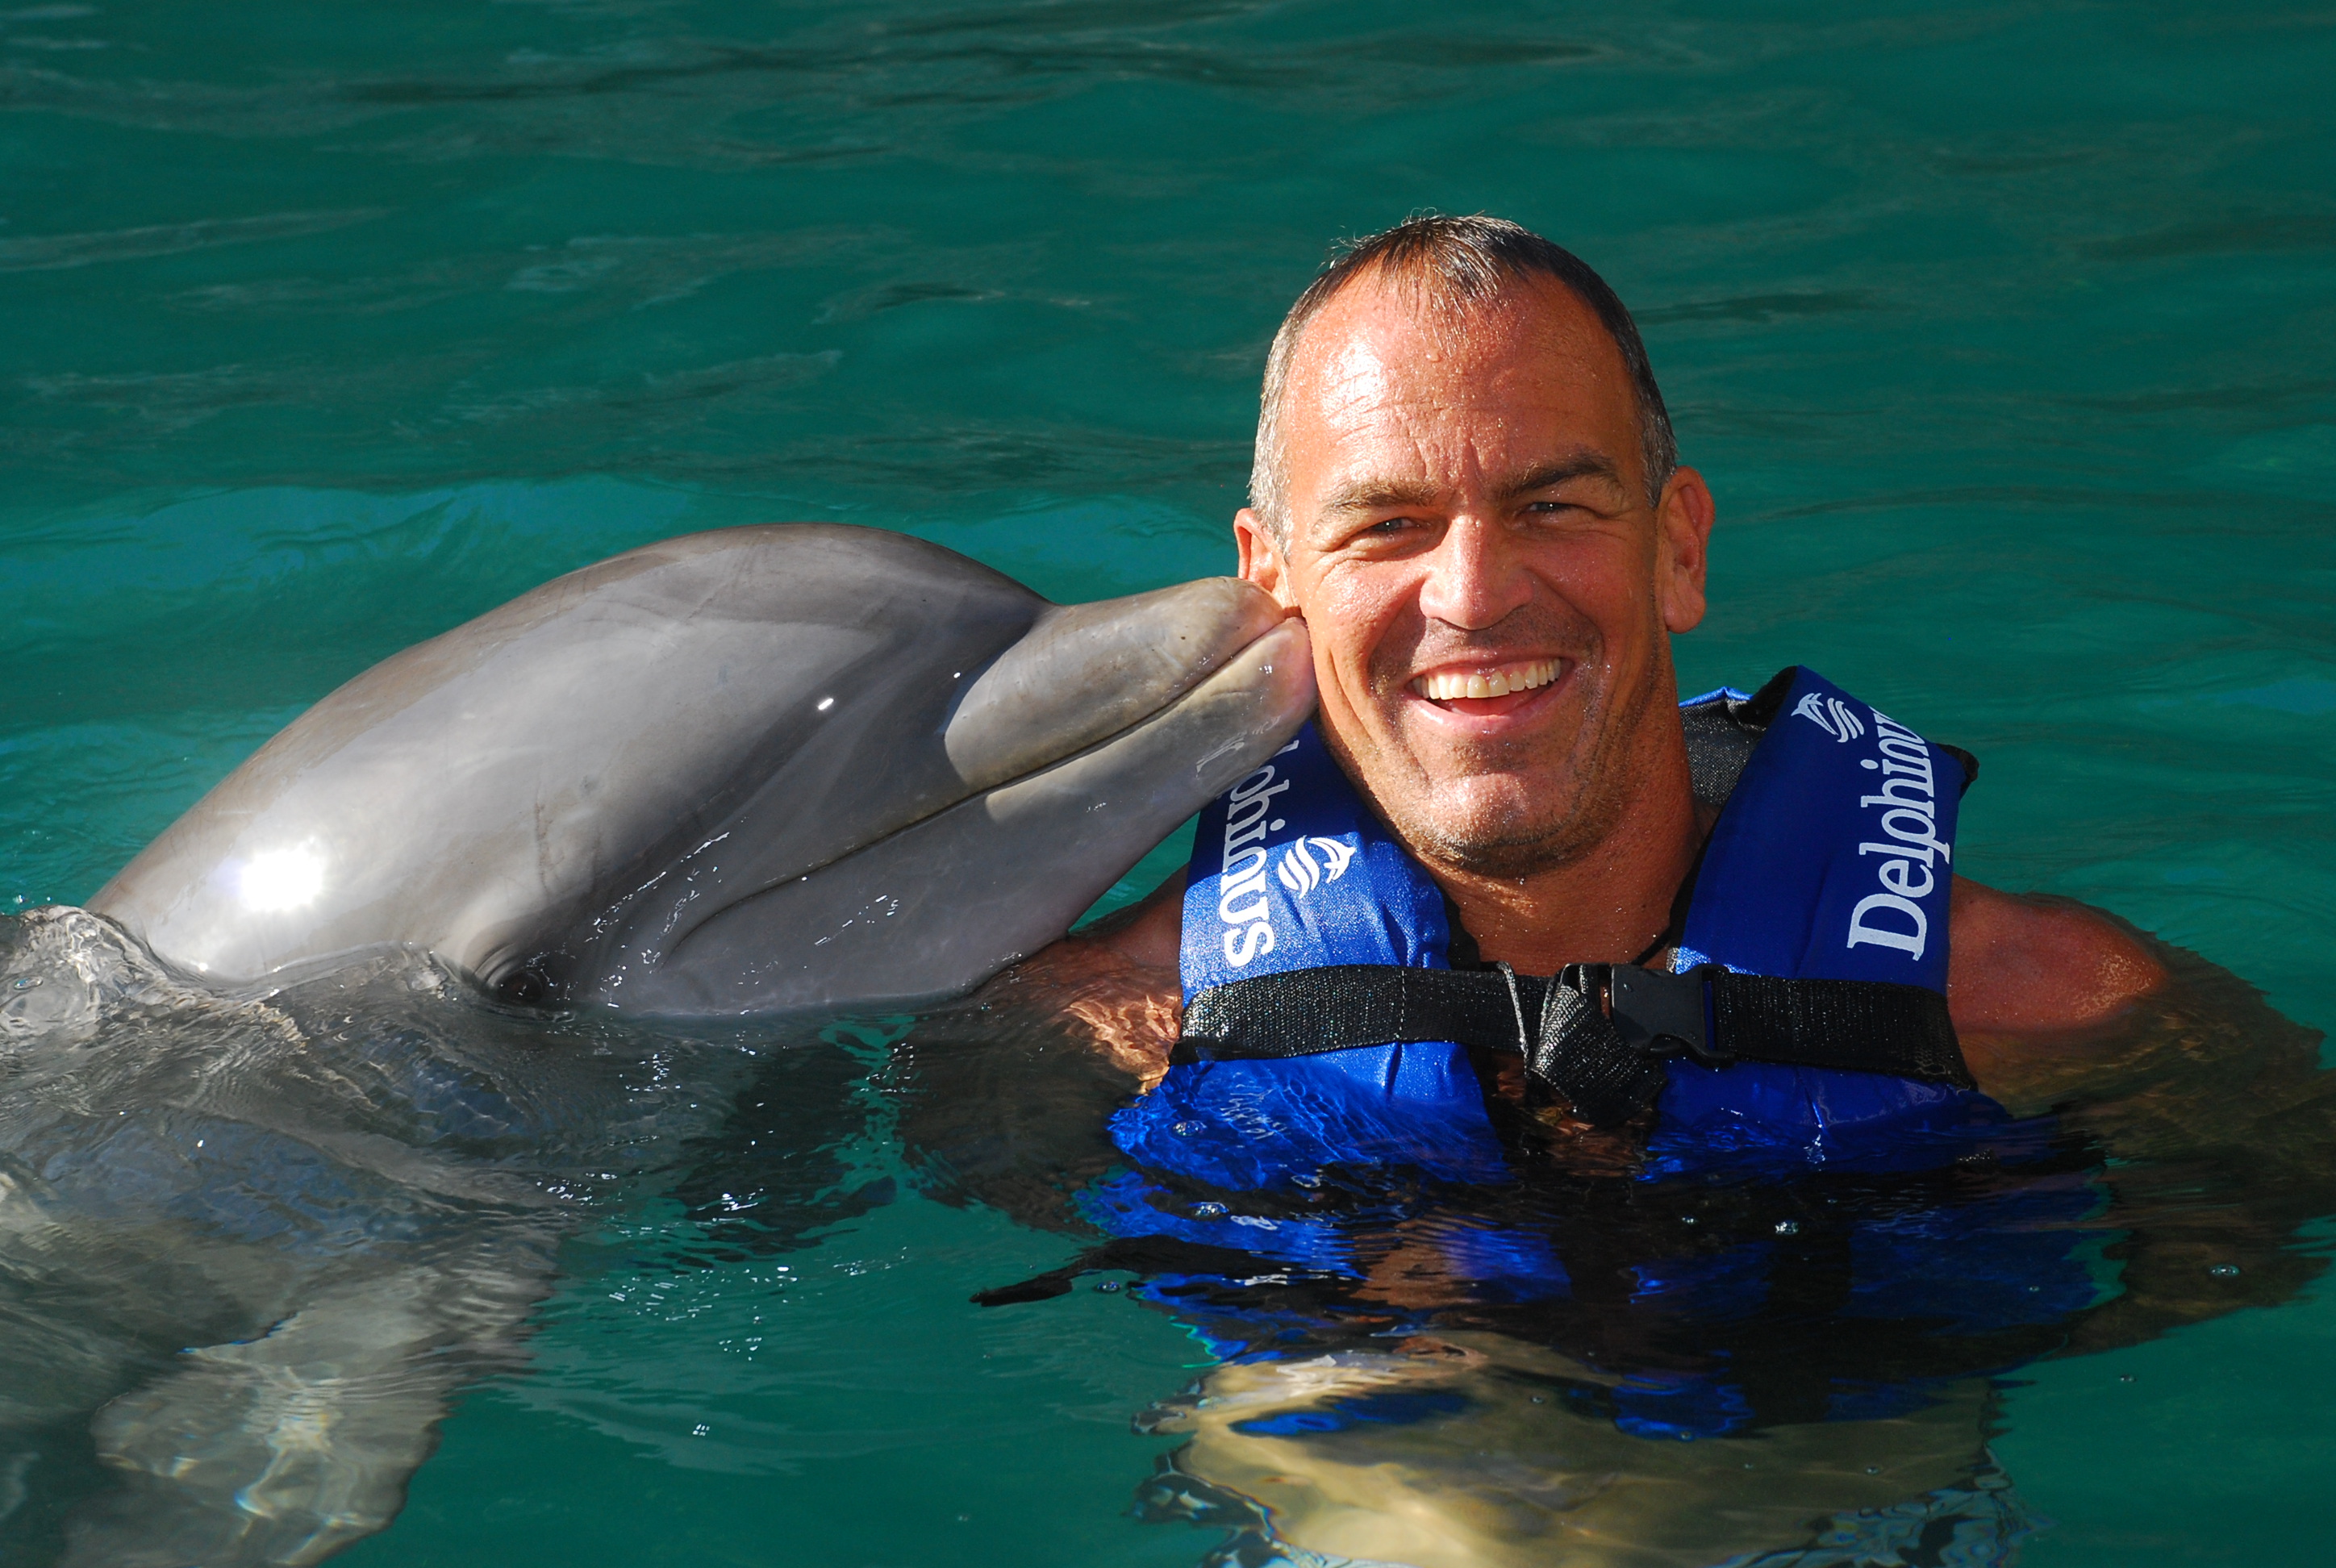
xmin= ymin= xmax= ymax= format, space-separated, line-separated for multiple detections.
xmin=1313 ymin=452 xmax=1628 ymax=519
xmin=1318 ymin=477 xmax=1446 ymax=515
xmin=1493 ymin=452 xmax=1625 ymax=503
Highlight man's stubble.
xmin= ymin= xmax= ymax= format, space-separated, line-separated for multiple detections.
xmin=1322 ymin=597 xmax=1681 ymax=884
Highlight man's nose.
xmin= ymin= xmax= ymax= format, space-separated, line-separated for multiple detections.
xmin=1416 ymin=517 xmax=1533 ymax=631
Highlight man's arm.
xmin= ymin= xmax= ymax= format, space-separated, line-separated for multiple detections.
xmin=1946 ymin=876 xmax=2170 ymax=1107
xmin=1938 ymin=884 xmax=2336 ymax=1357
xmin=969 ymin=872 xmax=1186 ymax=1085
xmin=1080 ymin=870 xmax=1186 ymax=971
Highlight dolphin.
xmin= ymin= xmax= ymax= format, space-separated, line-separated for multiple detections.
xmin=1 ymin=524 xmax=1311 ymax=1563
xmin=89 ymin=523 xmax=1313 ymax=1015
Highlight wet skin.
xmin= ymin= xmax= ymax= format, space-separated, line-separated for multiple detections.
xmin=1007 ymin=267 xmax=2166 ymax=1099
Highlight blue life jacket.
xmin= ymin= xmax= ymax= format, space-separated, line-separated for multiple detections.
xmin=1070 ymin=663 xmax=2111 ymax=1439
xmin=1072 ymin=670 xmax=2111 ymax=1441
xmin=1111 ymin=666 xmax=2001 ymax=1193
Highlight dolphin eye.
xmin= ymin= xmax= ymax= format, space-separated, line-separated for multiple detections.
xmin=491 ymin=965 xmax=553 ymax=1006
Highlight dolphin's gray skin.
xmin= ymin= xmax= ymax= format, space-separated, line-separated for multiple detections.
xmin=7 ymin=525 xmax=1311 ymax=1563
xmin=90 ymin=523 xmax=1312 ymax=1015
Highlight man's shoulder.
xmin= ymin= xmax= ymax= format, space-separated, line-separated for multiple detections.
xmin=973 ymin=872 xmax=1185 ymax=1086
xmin=1946 ymin=877 xmax=2166 ymax=1038
xmin=1075 ymin=871 xmax=1185 ymax=971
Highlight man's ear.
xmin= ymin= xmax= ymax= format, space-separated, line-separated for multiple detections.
xmin=1233 ymin=508 xmax=1296 ymax=608
xmin=1655 ymin=467 xmax=1715 ymax=633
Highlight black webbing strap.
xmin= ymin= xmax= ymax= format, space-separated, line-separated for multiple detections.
xmin=1706 ymin=973 xmax=1968 ymax=1082
xmin=1177 ymin=965 xmax=1533 ymax=1061
xmin=1177 ymin=962 xmax=1971 ymax=1129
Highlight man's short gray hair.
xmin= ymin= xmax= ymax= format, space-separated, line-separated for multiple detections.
xmin=1249 ymin=215 xmax=1678 ymax=540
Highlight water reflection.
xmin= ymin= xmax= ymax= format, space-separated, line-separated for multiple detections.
xmin=897 ymin=926 xmax=2333 ymax=1566
xmin=0 ymin=892 xmax=2324 ymax=1563
xmin=0 ymin=907 xmax=764 ymax=1564
xmin=1137 ymin=1363 xmax=2026 ymax=1568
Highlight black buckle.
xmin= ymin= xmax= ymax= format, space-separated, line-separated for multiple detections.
xmin=1608 ymin=963 xmax=1732 ymax=1068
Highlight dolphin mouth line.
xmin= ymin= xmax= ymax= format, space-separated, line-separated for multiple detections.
xmin=630 ymin=618 xmax=1297 ymax=966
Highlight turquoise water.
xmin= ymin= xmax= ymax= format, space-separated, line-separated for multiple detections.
xmin=4 ymin=0 xmax=2334 ymax=1562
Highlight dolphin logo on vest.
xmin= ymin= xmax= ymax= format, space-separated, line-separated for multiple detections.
xmin=1275 ymin=836 xmax=1357 ymax=899
xmin=1794 ymin=691 xmax=1865 ymax=743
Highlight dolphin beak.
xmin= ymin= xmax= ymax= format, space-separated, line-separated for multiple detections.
xmin=615 ymin=580 xmax=1314 ymax=1015
xmin=944 ymin=578 xmax=1293 ymax=790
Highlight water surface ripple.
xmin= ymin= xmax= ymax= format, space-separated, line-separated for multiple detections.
xmin=2 ymin=1 xmax=2333 ymax=1564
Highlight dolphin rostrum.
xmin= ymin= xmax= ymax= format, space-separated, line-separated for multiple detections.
xmin=89 ymin=523 xmax=1313 ymax=1013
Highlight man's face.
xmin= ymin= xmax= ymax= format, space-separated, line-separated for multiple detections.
xmin=1237 ymin=273 xmax=1714 ymax=877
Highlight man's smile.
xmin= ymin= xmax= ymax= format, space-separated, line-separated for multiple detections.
xmin=1405 ymin=657 xmax=1571 ymax=719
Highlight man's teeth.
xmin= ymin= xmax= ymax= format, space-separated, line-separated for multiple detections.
xmin=1412 ymin=660 xmax=1562 ymax=702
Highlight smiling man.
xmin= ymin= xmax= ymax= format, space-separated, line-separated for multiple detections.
xmin=1023 ymin=214 xmax=2162 ymax=1120
xmin=1233 ymin=219 xmax=1711 ymax=985
xmin=956 ymin=216 xmax=2227 ymax=1566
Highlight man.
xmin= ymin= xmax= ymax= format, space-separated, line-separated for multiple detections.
xmin=938 ymin=216 xmax=2323 ymax=1567
xmin=1017 ymin=213 xmax=2163 ymax=1099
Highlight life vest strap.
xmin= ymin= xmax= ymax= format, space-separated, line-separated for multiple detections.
xmin=1178 ymin=963 xmax=1972 ymax=1128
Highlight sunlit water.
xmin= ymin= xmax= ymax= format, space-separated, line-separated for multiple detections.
xmin=3 ymin=0 xmax=2334 ymax=1563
